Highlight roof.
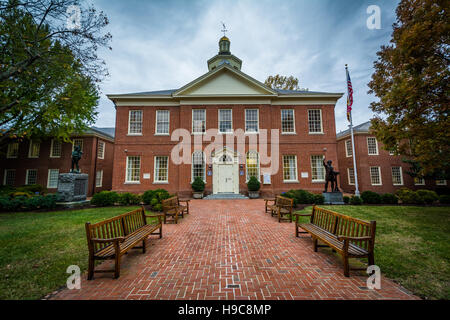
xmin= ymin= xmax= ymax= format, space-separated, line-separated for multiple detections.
xmin=336 ymin=121 xmax=371 ymax=139
xmin=87 ymin=127 xmax=115 ymax=139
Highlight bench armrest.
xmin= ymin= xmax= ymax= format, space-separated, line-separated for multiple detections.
xmin=91 ymin=237 xmax=125 ymax=244
xmin=337 ymin=236 xmax=372 ymax=241
xmin=293 ymin=213 xmax=312 ymax=223
xmin=178 ymin=199 xmax=190 ymax=204
xmin=146 ymin=213 xmax=164 ymax=223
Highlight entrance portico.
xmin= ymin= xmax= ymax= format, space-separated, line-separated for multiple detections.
xmin=212 ymin=147 xmax=240 ymax=195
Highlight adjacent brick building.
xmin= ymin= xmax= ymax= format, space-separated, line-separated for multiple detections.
xmin=0 ymin=127 xmax=115 ymax=196
xmin=107 ymin=37 xmax=344 ymax=197
xmin=337 ymin=121 xmax=448 ymax=194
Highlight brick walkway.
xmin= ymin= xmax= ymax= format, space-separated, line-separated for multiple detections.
xmin=52 ymin=200 xmax=418 ymax=300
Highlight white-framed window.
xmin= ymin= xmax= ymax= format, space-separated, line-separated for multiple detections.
xmin=370 ymin=167 xmax=382 ymax=185
xmin=50 ymin=139 xmax=62 ymax=158
xmin=311 ymin=155 xmax=325 ymax=182
xmin=192 ymin=151 xmax=206 ymax=182
xmin=389 ymin=150 xmax=395 ymax=156
xmin=218 ymin=109 xmax=233 ymax=133
xmin=436 ymin=179 xmax=447 ymax=186
xmin=47 ymin=169 xmax=59 ymax=189
xmin=347 ymin=168 xmax=355 ymax=185
xmin=246 ymin=151 xmax=260 ymax=181
xmin=3 ymin=169 xmax=16 ymax=186
xmin=283 ymin=155 xmax=298 ymax=182
xmin=97 ymin=141 xmax=105 ymax=159
xmin=192 ymin=109 xmax=206 ymax=134
xmin=391 ymin=167 xmax=404 ymax=186
xmin=28 ymin=141 xmax=40 ymax=158
xmin=345 ymin=140 xmax=353 ymax=157
xmin=308 ymin=109 xmax=323 ymax=134
xmin=245 ymin=109 xmax=259 ymax=133
xmin=281 ymin=109 xmax=295 ymax=134
xmin=154 ymin=156 xmax=169 ymax=183
xmin=367 ymin=137 xmax=379 ymax=155
xmin=155 ymin=110 xmax=170 ymax=135
xmin=25 ymin=169 xmax=38 ymax=185
xmin=414 ymin=177 xmax=425 ymax=186
xmin=6 ymin=143 xmax=19 ymax=159
xmin=128 ymin=110 xmax=143 ymax=135
xmin=126 ymin=156 xmax=141 ymax=183
xmin=96 ymin=170 xmax=103 ymax=187
xmin=72 ymin=139 xmax=83 ymax=152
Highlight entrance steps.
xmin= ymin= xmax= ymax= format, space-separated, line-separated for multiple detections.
xmin=203 ymin=193 xmax=249 ymax=200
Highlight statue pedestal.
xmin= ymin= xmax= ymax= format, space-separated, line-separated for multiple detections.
xmin=57 ymin=173 xmax=89 ymax=203
xmin=323 ymin=192 xmax=345 ymax=205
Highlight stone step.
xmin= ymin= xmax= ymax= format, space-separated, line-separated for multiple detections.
xmin=203 ymin=193 xmax=249 ymax=200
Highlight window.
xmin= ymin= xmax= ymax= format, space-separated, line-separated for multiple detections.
xmin=192 ymin=151 xmax=205 ymax=182
xmin=414 ymin=177 xmax=425 ymax=186
xmin=47 ymin=169 xmax=59 ymax=189
xmin=50 ymin=140 xmax=62 ymax=158
xmin=6 ymin=143 xmax=19 ymax=158
xmin=389 ymin=150 xmax=395 ymax=156
xmin=246 ymin=151 xmax=260 ymax=181
xmin=154 ymin=156 xmax=169 ymax=183
xmin=308 ymin=109 xmax=323 ymax=133
xmin=128 ymin=110 xmax=143 ymax=135
xmin=311 ymin=155 xmax=325 ymax=182
xmin=391 ymin=167 xmax=404 ymax=185
xmin=436 ymin=179 xmax=447 ymax=186
xmin=345 ymin=140 xmax=353 ymax=157
xmin=126 ymin=156 xmax=141 ymax=183
xmin=219 ymin=109 xmax=232 ymax=133
xmin=28 ymin=141 xmax=40 ymax=158
xmin=347 ymin=168 xmax=355 ymax=185
xmin=96 ymin=170 xmax=103 ymax=187
xmin=370 ymin=167 xmax=382 ymax=185
xmin=281 ymin=109 xmax=295 ymax=133
xmin=72 ymin=139 xmax=83 ymax=152
xmin=192 ymin=109 xmax=206 ymax=134
xmin=367 ymin=137 xmax=379 ymax=155
xmin=283 ymin=155 xmax=298 ymax=182
xmin=245 ymin=109 xmax=259 ymax=133
xmin=156 ymin=110 xmax=170 ymax=135
xmin=3 ymin=169 xmax=16 ymax=186
xmin=26 ymin=169 xmax=38 ymax=185
xmin=97 ymin=141 xmax=105 ymax=159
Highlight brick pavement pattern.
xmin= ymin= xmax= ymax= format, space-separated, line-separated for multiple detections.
xmin=53 ymin=200 xmax=418 ymax=300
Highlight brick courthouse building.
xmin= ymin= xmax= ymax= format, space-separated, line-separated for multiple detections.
xmin=108 ymin=37 xmax=343 ymax=197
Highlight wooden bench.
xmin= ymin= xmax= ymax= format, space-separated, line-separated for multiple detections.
xmin=265 ymin=195 xmax=294 ymax=222
xmin=162 ymin=196 xmax=189 ymax=224
xmin=85 ymin=207 xmax=163 ymax=279
xmin=294 ymin=206 xmax=376 ymax=277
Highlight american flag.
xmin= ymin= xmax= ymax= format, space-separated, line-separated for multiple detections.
xmin=346 ymin=66 xmax=353 ymax=122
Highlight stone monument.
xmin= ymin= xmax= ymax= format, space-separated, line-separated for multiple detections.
xmin=322 ymin=158 xmax=344 ymax=205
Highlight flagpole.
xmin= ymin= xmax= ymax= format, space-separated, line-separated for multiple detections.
xmin=346 ymin=65 xmax=360 ymax=196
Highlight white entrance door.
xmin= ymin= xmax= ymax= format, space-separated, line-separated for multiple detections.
xmin=218 ymin=165 xmax=234 ymax=193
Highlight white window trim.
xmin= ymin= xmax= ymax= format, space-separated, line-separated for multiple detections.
xmin=281 ymin=109 xmax=296 ymax=135
xmin=96 ymin=170 xmax=103 ymax=187
xmin=283 ymin=155 xmax=298 ymax=183
xmin=98 ymin=141 xmax=105 ymax=159
xmin=345 ymin=140 xmax=353 ymax=158
xmin=246 ymin=151 xmax=260 ymax=182
xmin=414 ymin=177 xmax=425 ymax=186
xmin=192 ymin=109 xmax=206 ymax=135
xmin=125 ymin=156 xmax=141 ymax=184
xmin=155 ymin=110 xmax=170 ymax=136
xmin=25 ymin=169 xmax=37 ymax=185
xmin=436 ymin=180 xmax=447 ymax=186
xmin=6 ymin=143 xmax=19 ymax=159
xmin=128 ymin=110 xmax=143 ymax=136
xmin=347 ymin=168 xmax=355 ymax=185
xmin=153 ymin=156 xmax=169 ymax=184
xmin=28 ymin=141 xmax=40 ymax=159
xmin=47 ymin=169 xmax=59 ymax=189
xmin=218 ymin=109 xmax=233 ymax=134
xmin=370 ymin=167 xmax=382 ymax=186
xmin=245 ymin=109 xmax=259 ymax=134
xmin=367 ymin=137 xmax=379 ymax=155
xmin=308 ymin=109 xmax=324 ymax=134
xmin=49 ymin=139 xmax=61 ymax=158
xmin=3 ymin=169 xmax=16 ymax=186
xmin=191 ymin=151 xmax=206 ymax=183
xmin=311 ymin=155 xmax=326 ymax=183
xmin=392 ymin=167 xmax=404 ymax=186
xmin=72 ymin=139 xmax=84 ymax=152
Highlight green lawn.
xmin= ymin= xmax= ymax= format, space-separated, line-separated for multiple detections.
xmin=0 ymin=206 xmax=142 ymax=300
xmin=295 ymin=205 xmax=450 ymax=300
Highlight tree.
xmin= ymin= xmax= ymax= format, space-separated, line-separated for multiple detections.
xmin=368 ymin=0 xmax=449 ymax=178
xmin=0 ymin=0 xmax=111 ymax=148
xmin=264 ymin=74 xmax=300 ymax=90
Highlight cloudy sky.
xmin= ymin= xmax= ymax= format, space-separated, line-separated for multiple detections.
xmin=94 ymin=0 xmax=399 ymax=133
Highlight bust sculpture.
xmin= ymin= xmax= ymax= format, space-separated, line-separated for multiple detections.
xmin=71 ymin=145 xmax=83 ymax=173
xmin=323 ymin=159 xmax=340 ymax=193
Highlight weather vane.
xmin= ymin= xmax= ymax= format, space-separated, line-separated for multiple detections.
xmin=221 ymin=22 xmax=228 ymax=37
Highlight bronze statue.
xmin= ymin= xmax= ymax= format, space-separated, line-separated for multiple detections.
xmin=71 ymin=145 xmax=83 ymax=173
xmin=323 ymin=159 xmax=340 ymax=192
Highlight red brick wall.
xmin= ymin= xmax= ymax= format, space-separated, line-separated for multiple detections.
xmin=112 ymin=104 xmax=339 ymax=197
